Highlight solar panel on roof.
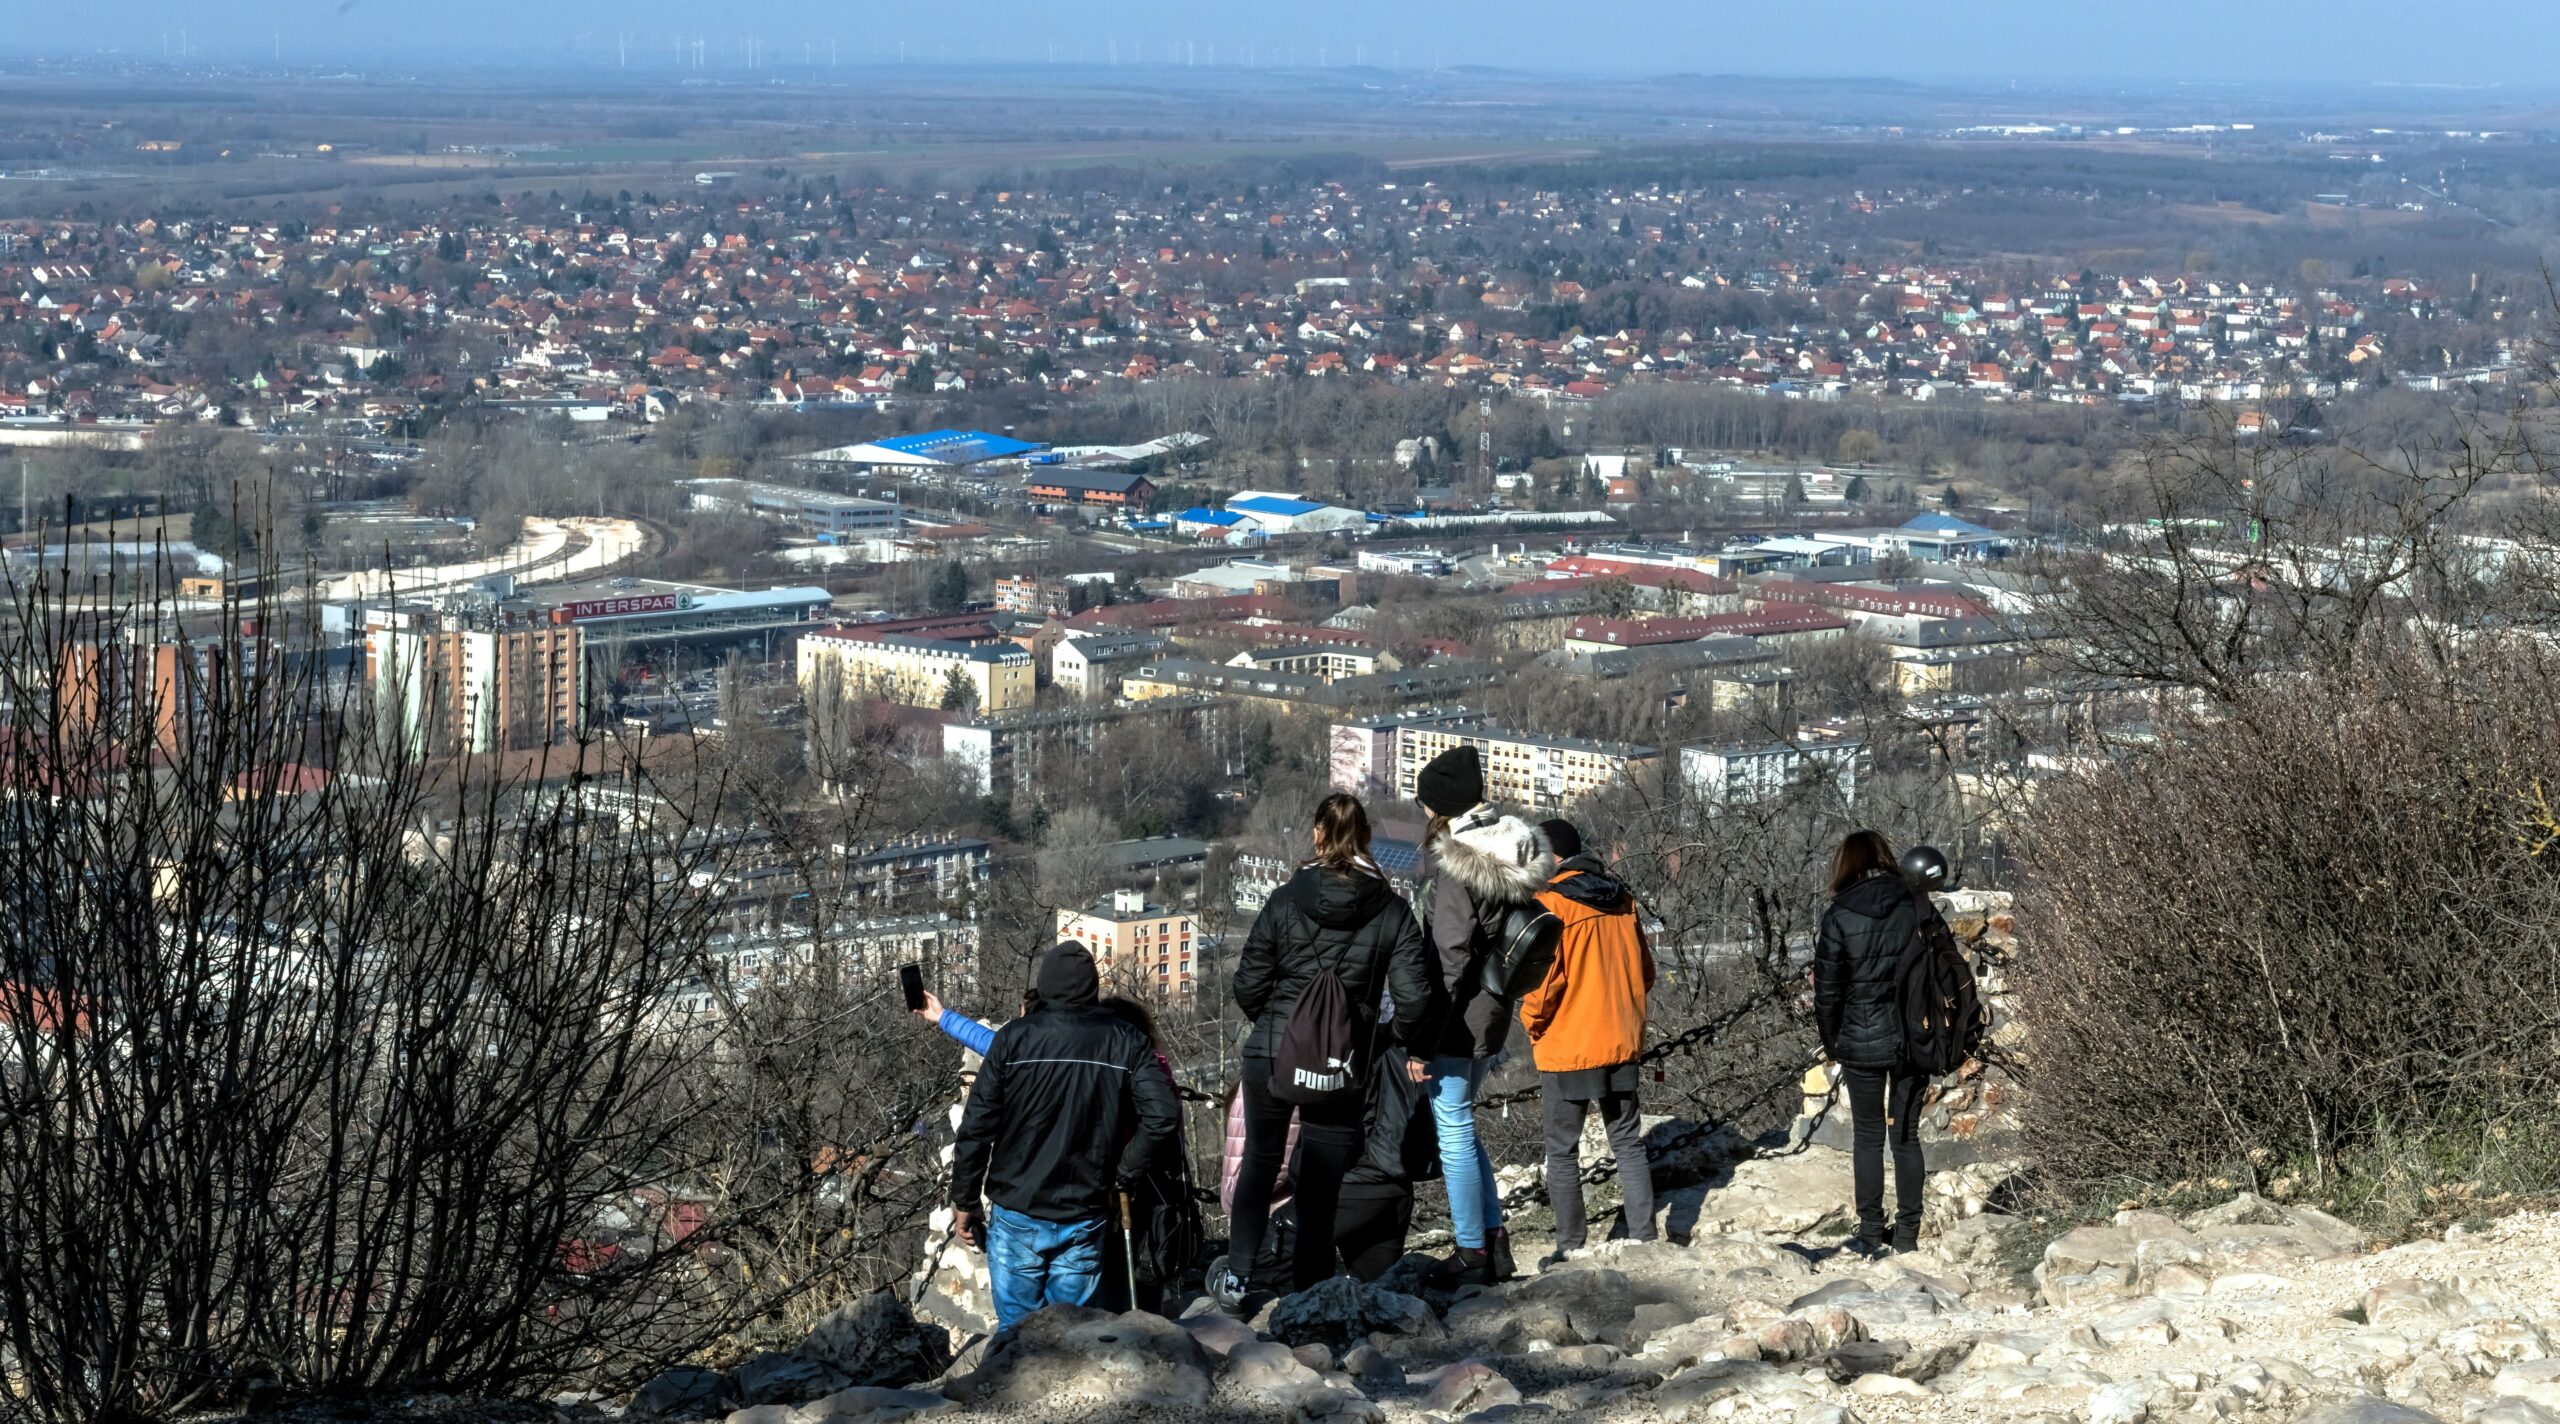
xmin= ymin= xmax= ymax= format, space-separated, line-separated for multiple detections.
xmin=1373 ymin=839 xmax=1422 ymax=876
xmin=872 ymin=429 xmax=1044 ymax=464
xmin=1229 ymin=496 xmax=1325 ymax=516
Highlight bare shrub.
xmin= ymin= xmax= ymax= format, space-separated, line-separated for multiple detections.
xmin=0 ymin=556 xmax=942 ymax=1419
xmin=2011 ymin=640 xmax=2560 ymax=1193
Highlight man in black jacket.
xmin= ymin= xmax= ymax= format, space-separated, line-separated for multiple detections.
xmin=951 ymin=942 xmax=1181 ymax=1331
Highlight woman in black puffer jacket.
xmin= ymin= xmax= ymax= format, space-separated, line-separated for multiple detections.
xmin=1215 ymin=793 xmax=1437 ymax=1307
xmin=1813 ymin=829 xmax=1932 ymax=1257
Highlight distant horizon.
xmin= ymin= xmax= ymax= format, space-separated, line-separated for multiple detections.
xmin=0 ymin=1 xmax=2552 ymax=90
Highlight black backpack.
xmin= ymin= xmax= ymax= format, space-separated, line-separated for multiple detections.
xmin=1271 ymin=966 xmax=1362 ymax=1105
xmin=1895 ymin=905 xmax=1988 ymax=1076
xmin=1126 ymin=1154 xmax=1208 ymax=1286
xmin=1478 ymin=901 xmax=1565 ymax=1001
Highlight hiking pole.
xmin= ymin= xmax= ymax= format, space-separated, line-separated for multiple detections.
xmin=1119 ymin=1191 xmax=1139 ymax=1311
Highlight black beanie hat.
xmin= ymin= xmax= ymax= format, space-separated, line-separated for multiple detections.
xmin=1415 ymin=745 xmax=1485 ymax=816
xmin=1539 ymin=818 xmax=1582 ymax=860
xmin=1034 ymin=941 xmax=1099 ymax=1007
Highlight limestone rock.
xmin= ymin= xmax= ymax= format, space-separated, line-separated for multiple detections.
xmin=943 ymin=1306 xmax=1212 ymax=1412
xmin=631 ymin=1366 xmax=738 ymax=1419
xmin=792 ymin=1387 xmax=955 ymax=1424
xmin=1179 ymin=1311 xmax=1260 ymax=1359
xmin=2041 ymin=1265 xmax=2137 ymax=1309
xmin=1658 ymin=1147 xmax=1854 ymax=1240
xmin=2443 ymin=1318 xmax=2550 ymax=1368
xmin=1650 ymin=1359 xmax=1784 ymax=1422
xmin=2292 ymin=1399 xmax=2446 ymax=1424
xmin=1412 ymin=1359 xmax=1521 ymax=1417
xmin=2497 ymin=1359 xmax=2560 ymax=1411
xmin=1290 ymin=1386 xmax=1383 ymax=1424
xmin=2086 ymin=1377 xmax=2161 ymax=1424
xmin=2043 ymin=1224 xmax=2138 ymax=1277
xmin=1444 ymin=1294 xmax=1582 ymax=1353
xmin=2363 ymin=1278 xmax=2471 ymax=1331
xmin=1342 ymin=1343 xmax=1403 ymax=1390
xmin=2095 ymin=1299 xmax=2181 ymax=1348
xmin=1224 ymin=1339 xmax=1328 ymax=1403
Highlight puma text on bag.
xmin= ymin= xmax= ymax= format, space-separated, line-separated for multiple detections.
xmin=1896 ymin=908 xmax=1988 ymax=1077
xmin=1271 ymin=966 xmax=1362 ymax=1105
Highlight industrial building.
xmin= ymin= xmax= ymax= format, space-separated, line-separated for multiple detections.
xmin=1222 ymin=491 xmax=1369 ymax=537
xmin=794 ymin=429 xmax=1046 ymax=472
xmin=684 ymin=478 xmax=901 ymax=537
xmin=1025 ymin=469 xmax=1157 ymax=510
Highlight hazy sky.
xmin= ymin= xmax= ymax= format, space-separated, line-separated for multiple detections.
xmin=8 ymin=1 xmax=2554 ymax=86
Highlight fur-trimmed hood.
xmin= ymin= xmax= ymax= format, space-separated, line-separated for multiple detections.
xmin=1427 ymin=805 xmax=1554 ymax=905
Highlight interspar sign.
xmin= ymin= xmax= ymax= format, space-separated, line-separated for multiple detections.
xmin=562 ymin=592 xmax=681 ymax=621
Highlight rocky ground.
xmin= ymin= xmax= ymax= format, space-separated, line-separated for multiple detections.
xmin=602 ymin=1140 xmax=2560 ymax=1424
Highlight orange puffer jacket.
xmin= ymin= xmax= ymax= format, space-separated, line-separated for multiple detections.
xmin=1516 ymin=862 xmax=1655 ymax=1074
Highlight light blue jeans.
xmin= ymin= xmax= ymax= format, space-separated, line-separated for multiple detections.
xmin=986 ymin=1203 xmax=1104 ymax=1332
xmin=1427 ymin=1054 xmax=1505 ymax=1249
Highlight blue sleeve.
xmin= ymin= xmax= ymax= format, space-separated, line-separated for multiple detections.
xmin=939 ymin=1010 xmax=997 ymax=1057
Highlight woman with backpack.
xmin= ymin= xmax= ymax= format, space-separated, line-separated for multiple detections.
xmin=1414 ymin=746 xmax=1554 ymax=1287
xmin=1225 ymin=1022 xmax=1442 ymax=1291
xmin=1212 ymin=792 xmax=1437 ymax=1309
xmin=1813 ymin=829 xmax=1931 ymax=1258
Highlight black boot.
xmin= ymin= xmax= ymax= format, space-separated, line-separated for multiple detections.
xmin=1426 ymin=1245 xmax=1495 ymax=1290
xmin=1891 ymin=1223 xmax=1921 ymax=1256
xmin=1843 ymin=1227 xmax=1891 ymax=1260
xmin=1487 ymin=1228 xmax=1517 ymax=1282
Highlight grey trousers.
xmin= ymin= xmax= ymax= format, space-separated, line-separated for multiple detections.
xmin=1542 ymin=1080 xmax=1657 ymax=1250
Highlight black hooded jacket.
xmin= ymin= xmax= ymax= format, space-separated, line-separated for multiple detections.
xmin=950 ymin=975 xmax=1182 ymax=1222
xmin=1344 ymin=1032 xmax=1441 ymax=1193
xmin=1235 ymin=863 xmax=1438 ymax=1062
xmin=1814 ymin=869 xmax=1928 ymax=1070
xmin=1545 ymin=851 xmax=1632 ymax=910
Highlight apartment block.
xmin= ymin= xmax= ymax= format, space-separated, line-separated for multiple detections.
xmin=1052 ymin=631 xmax=1166 ymax=699
xmin=1057 ymin=889 xmax=1199 ymax=1002
xmin=1331 ymin=709 xmax=1659 ymax=812
xmin=942 ymin=695 xmax=1222 ymax=798
xmin=1680 ymin=740 xmax=1864 ymax=806
xmin=797 ymin=628 xmax=1035 ymax=715
xmin=367 ymin=620 xmax=585 ymax=755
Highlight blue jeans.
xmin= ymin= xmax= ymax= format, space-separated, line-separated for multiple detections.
xmin=986 ymin=1203 xmax=1105 ymax=1332
xmin=1427 ymin=1054 xmax=1504 ymax=1248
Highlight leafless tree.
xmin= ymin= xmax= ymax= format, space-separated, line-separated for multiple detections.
xmin=0 ymin=552 xmax=947 ymax=1420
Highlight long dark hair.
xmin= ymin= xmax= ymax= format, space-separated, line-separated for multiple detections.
xmin=1311 ymin=792 xmax=1373 ymax=874
xmin=1099 ymin=994 xmax=1165 ymax=1054
xmin=1829 ymin=829 xmax=1899 ymax=895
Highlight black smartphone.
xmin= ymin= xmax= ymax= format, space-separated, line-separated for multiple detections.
xmin=899 ymin=963 xmax=926 ymax=1012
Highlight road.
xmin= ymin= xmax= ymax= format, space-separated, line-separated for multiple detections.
xmin=311 ymin=516 xmax=647 ymax=601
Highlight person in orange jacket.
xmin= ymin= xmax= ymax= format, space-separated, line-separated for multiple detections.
xmin=1518 ymin=819 xmax=1658 ymax=1266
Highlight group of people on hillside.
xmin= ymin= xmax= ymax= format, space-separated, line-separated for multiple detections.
xmin=930 ymin=743 xmax=1956 ymax=1333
